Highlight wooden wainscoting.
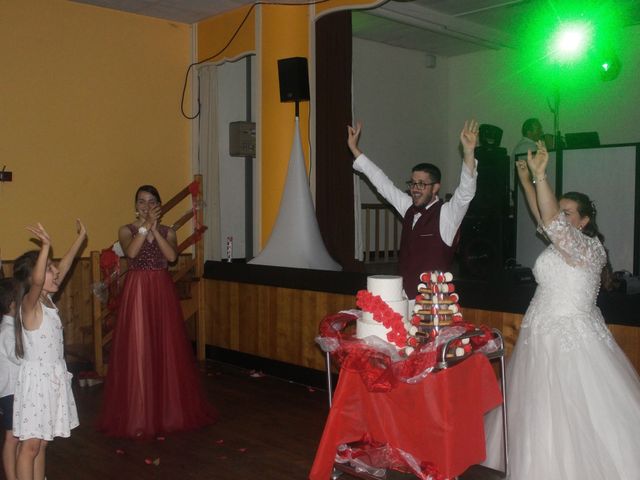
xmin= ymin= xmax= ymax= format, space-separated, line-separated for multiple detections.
xmin=202 ymin=284 xmax=640 ymax=375
xmin=56 ymin=258 xmax=95 ymax=361
xmin=3 ymin=260 xmax=639 ymax=377
xmin=203 ymin=279 xmax=355 ymax=371
xmin=462 ymin=308 xmax=524 ymax=356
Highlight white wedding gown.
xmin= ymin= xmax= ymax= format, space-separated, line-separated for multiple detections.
xmin=484 ymin=214 xmax=640 ymax=479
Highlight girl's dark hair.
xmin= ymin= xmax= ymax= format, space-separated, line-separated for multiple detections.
xmin=135 ymin=185 xmax=161 ymax=204
xmin=0 ymin=278 xmax=16 ymax=317
xmin=560 ymin=191 xmax=614 ymax=290
xmin=12 ymin=250 xmax=39 ymax=358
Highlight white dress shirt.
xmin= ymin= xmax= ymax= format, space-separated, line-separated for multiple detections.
xmin=353 ymin=154 xmax=477 ymax=246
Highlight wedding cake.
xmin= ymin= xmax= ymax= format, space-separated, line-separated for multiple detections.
xmin=413 ymin=271 xmax=462 ymax=327
xmin=348 ymin=271 xmax=492 ymax=360
xmin=410 ymin=271 xmax=467 ymax=355
xmin=356 ymin=275 xmax=410 ymax=347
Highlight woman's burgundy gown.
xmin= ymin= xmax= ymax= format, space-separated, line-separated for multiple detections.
xmin=97 ymin=225 xmax=216 ymax=438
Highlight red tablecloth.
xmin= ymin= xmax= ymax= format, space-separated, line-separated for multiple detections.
xmin=309 ymin=354 xmax=502 ymax=479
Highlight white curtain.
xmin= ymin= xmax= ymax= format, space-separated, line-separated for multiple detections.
xmin=353 ymin=174 xmax=363 ymax=261
xmin=352 ymin=80 xmax=363 ymax=262
xmin=197 ymin=65 xmax=221 ymax=261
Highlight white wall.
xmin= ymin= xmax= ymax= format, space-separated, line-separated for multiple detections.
xmin=217 ymin=56 xmax=257 ymax=259
xmin=447 ymin=24 xmax=640 ymax=152
xmin=352 ymin=38 xmax=456 ymax=199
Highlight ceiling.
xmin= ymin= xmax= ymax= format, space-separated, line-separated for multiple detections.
xmin=71 ymin=0 xmax=640 ymax=56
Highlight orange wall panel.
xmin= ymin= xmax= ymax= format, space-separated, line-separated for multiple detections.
xmin=197 ymin=6 xmax=256 ymax=62
xmin=0 ymin=0 xmax=191 ymax=258
xmin=259 ymin=5 xmax=312 ymax=245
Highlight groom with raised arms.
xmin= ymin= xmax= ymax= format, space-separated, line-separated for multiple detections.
xmin=347 ymin=120 xmax=479 ymax=296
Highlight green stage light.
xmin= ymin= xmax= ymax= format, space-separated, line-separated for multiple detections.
xmin=549 ymin=21 xmax=593 ymax=63
xmin=504 ymin=0 xmax=626 ymax=106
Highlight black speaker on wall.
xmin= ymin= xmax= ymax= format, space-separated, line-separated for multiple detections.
xmin=277 ymin=57 xmax=310 ymax=103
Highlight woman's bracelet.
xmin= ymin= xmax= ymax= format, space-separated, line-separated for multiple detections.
xmin=532 ymin=174 xmax=547 ymax=184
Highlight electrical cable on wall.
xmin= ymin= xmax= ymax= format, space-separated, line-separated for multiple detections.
xmin=180 ymin=0 xmax=331 ymax=120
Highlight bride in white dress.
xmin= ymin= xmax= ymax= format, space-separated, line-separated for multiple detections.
xmin=483 ymin=141 xmax=640 ymax=479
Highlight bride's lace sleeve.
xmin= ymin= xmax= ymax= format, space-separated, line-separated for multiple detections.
xmin=541 ymin=212 xmax=606 ymax=269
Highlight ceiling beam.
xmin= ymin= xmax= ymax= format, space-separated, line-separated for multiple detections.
xmin=371 ymin=1 xmax=515 ymax=51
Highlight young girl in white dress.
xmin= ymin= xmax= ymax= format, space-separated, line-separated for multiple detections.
xmin=12 ymin=221 xmax=86 ymax=480
xmin=483 ymin=142 xmax=640 ymax=478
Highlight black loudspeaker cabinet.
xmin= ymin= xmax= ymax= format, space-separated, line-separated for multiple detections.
xmin=458 ymin=146 xmax=515 ymax=278
xmin=468 ymin=146 xmax=509 ymax=217
xmin=277 ymin=57 xmax=310 ymax=102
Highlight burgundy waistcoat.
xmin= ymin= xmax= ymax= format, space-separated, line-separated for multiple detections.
xmin=398 ymin=200 xmax=458 ymax=297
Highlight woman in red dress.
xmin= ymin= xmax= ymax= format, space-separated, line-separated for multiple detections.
xmin=98 ymin=185 xmax=216 ymax=438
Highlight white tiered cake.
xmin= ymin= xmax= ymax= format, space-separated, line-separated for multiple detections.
xmin=356 ymin=275 xmax=409 ymax=343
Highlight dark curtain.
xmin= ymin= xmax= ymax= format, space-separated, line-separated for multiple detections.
xmin=315 ymin=10 xmax=363 ymax=272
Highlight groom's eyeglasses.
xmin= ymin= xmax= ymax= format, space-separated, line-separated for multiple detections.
xmin=405 ymin=181 xmax=437 ymax=191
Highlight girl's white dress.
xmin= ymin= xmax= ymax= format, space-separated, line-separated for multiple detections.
xmin=484 ymin=213 xmax=640 ymax=479
xmin=13 ymin=299 xmax=78 ymax=440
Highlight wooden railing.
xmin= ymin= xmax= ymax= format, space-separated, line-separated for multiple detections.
xmin=361 ymin=203 xmax=402 ymax=263
xmin=91 ymin=175 xmax=206 ymax=375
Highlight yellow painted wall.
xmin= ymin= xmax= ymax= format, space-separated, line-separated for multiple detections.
xmin=195 ymin=0 xmax=382 ymax=247
xmin=0 ymin=0 xmax=192 ymax=259
xmin=259 ymin=4 xmax=312 ymax=245
xmin=259 ymin=1 xmax=381 ymax=245
xmin=197 ymin=5 xmax=256 ymax=62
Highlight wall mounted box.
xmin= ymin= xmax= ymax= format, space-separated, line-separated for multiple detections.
xmin=229 ymin=121 xmax=256 ymax=158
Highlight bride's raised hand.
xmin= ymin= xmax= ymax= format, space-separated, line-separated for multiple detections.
xmin=526 ymin=140 xmax=548 ymax=177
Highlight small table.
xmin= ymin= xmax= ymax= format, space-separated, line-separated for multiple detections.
xmin=310 ymin=353 xmax=503 ymax=479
